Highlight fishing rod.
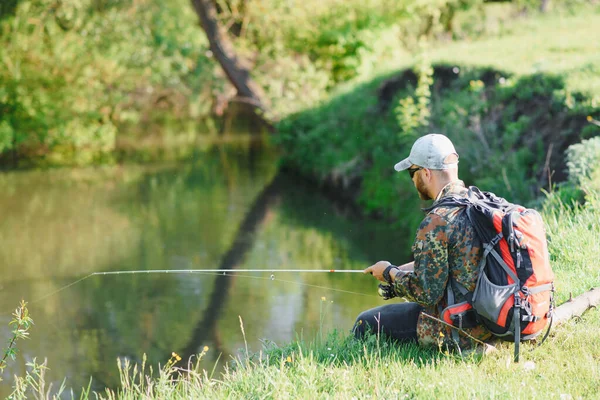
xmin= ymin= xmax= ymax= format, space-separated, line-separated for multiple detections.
xmin=15 ymin=268 xmax=372 ymax=310
xmin=91 ymin=269 xmax=365 ymax=275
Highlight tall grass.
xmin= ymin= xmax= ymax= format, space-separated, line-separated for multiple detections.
xmin=98 ymin=308 xmax=600 ymax=399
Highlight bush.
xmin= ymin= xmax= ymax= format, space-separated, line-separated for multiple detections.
xmin=0 ymin=0 xmax=215 ymax=165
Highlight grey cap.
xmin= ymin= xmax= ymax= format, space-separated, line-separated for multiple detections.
xmin=394 ymin=134 xmax=459 ymax=171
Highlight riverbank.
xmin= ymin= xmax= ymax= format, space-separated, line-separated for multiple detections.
xmin=110 ymin=306 xmax=600 ymax=399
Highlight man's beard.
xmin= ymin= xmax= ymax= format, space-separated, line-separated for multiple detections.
xmin=416 ymin=174 xmax=432 ymax=201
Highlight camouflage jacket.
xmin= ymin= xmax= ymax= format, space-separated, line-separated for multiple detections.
xmin=392 ymin=180 xmax=491 ymax=348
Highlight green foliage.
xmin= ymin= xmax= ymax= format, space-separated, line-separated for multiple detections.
xmin=0 ymin=0 xmax=491 ymax=165
xmin=276 ymin=60 xmax=598 ymax=235
xmin=0 ymin=0 xmax=214 ymax=165
xmin=565 ymin=136 xmax=600 ymax=185
xmin=217 ymin=0 xmax=485 ymax=117
xmin=1 ymin=300 xmax=33 ymax=379
xmin=9 ymin=359 xmax=70 ymax=400
xmin=395 ymin=45 xmax=435 ymax=138
xmin=542 ymin=194 xmax=600 ymax=304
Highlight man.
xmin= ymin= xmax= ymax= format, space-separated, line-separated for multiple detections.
xmin=354 ymin=133 xmax=490 ymax=349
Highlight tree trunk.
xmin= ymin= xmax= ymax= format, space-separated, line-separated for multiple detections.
xmin=554 ymin=287 xmax=600 ymax=325
xmin=190 ymin=0 xmax=268 ymax=113
xmin=539 ymin=0 xmax=550 ymax=13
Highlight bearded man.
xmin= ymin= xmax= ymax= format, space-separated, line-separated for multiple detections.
xmin=354 ymin=133 xmax=490 ymax=349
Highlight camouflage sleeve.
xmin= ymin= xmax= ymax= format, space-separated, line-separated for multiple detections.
xmin=392 ymin=212 xmax=449 ymax=306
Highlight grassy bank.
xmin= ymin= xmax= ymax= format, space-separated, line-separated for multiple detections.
xmin=107 ymin=307 xmax=600 ymax=399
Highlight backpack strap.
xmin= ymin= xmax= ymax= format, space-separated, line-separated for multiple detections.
xmin=446 ymin=284 xmax=461 ymax=346
xmin=514 ymin=292 xmax=521 ymax=362
xmin=484 ymin=237 xmax=519 ymax=284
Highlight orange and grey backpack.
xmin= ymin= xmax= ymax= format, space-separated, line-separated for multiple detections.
xmin=435 ymin=186 xmax=555 ymax=361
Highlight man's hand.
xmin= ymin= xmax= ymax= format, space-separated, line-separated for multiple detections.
xmin=364 ymin=260 xmax=395 ymax=283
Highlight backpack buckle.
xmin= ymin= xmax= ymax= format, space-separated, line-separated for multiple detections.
xmin=522 ymin=315 xmax=538 ymax=322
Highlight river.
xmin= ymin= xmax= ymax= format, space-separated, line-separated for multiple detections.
xmin=0 ymin=133 xmax=412 ymax=395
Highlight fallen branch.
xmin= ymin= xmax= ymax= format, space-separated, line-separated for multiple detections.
xmin=553 ymin=287 xmax=600 ymax=325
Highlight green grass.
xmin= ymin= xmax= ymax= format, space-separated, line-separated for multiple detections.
xmin=97 ymin=306 xmax=600 ymax=399
xmin=543 ymin=189 xmax=600 ymax=304
xmin=368 ymin=4 xmax=600 ymax=102
xmin=428 ymin=7 xmax=600 ymax=100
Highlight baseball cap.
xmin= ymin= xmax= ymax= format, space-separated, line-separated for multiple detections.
xmin=394 ymin=134 xmax=459 ymax=171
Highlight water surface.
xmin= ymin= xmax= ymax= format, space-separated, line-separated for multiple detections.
xmin=0 ymin=136 xmax=411 ymax=394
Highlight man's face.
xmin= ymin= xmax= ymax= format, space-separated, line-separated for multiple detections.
xmin=410 ymin=166 xmax=432 ymax=201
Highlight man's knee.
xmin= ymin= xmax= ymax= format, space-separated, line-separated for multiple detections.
xmin=353 ymin=310 xmax=379 ymax=338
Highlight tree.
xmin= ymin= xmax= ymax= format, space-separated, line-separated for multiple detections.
xmin=190 ymin=0 xmax=269 ymax=115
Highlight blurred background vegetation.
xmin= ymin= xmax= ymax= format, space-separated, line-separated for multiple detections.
xmin=2 ymin=0 xmax=596 ymax=167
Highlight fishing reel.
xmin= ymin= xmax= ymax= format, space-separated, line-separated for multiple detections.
xmin=377 ymin=283 xmax=397 ymax=300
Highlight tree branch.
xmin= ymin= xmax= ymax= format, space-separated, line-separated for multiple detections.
xmin=554 ymin=287 xmax=600 ymax=325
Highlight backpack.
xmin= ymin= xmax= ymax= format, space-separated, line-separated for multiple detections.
xmin=435 ymin=186 xmax=555 ymax=361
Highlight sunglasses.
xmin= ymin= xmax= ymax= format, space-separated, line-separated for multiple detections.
xmin=408 ymin=167 xmax=423 ymax=178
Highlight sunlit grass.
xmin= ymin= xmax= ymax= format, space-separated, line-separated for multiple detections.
xmin=543 ymin=192 xmax=600 ymax=304
xmin=93 ymin=307 xmax=600 ymax=399
xmin=427 ymin=8 xmax=600 ymax=99
xmin=361 ymin=4 xmax=600 ymax=102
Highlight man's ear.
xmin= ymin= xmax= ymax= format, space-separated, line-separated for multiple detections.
xmin=423 ymin=168 xmax=432 ymax=181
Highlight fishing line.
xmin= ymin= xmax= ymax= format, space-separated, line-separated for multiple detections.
xmin=229 ymin=272 xmax=377 ymax=298
xmin=19 ymin=268 xmax=375 ymax=309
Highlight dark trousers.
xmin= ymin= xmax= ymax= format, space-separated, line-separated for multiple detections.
xmin=353 ymin=302 xmax=423 ymax=343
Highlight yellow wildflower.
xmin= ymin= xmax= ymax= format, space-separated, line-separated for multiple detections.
xmin=321 ymin=296 xmax=326 ymax=301
xmin=286 ymin=356 xmax=292 ymax=363
xmin=588 ymin=115 xmax=593 ymax=122
xmin=203 ymin=345 xmax=209 ymax=352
